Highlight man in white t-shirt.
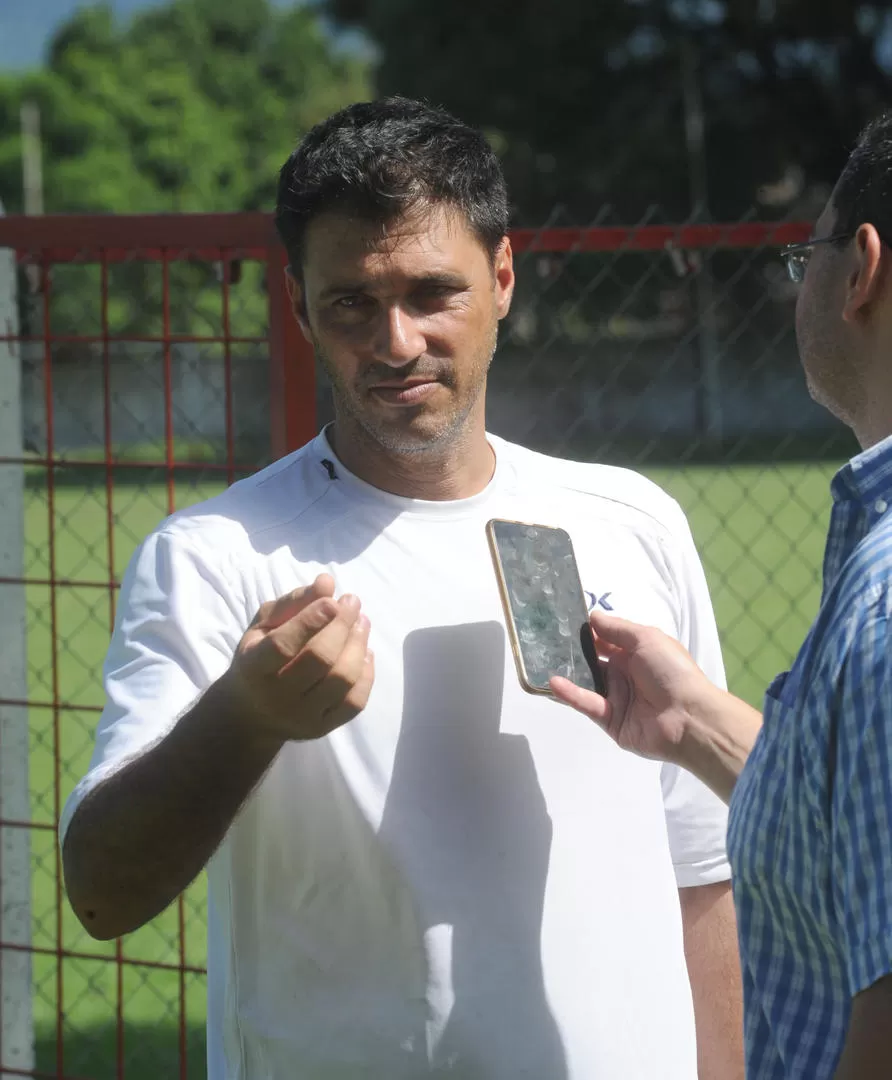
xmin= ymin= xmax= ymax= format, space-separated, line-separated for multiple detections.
xmin=61 ymin=97 xmax=743 ymax=1079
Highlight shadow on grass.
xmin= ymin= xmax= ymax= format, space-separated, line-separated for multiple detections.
xmin=35 ymin=1020 xmax=207 ymax=1080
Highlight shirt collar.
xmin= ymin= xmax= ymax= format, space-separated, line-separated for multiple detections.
xmin=831 ymin=431 xmax=892 ymax=510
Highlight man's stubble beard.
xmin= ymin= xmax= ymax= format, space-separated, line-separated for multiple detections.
xmin=797 ymin=313 xmax=864 ymax=432
xmin=314 ymin=327 xmax=498 ymax=456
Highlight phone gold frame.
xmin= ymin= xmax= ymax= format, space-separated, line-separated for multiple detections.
xmin=485 ymin=516 xmax=580 ymax=699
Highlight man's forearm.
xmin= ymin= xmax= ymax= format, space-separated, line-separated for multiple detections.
xmin=680 ymin=881 xmax=745 ymax=1080
xmin=678 ymin=687 xmax=763 ymax=805
xmin=63 ymin=674 xmax=282 ymax=940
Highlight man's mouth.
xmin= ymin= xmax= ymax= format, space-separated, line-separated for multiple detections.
xmin=368 ymin=378 xmax=441 ymax=405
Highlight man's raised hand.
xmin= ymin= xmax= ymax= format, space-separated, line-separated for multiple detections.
xmin=224 ymin=574 xmax=375 ymax=745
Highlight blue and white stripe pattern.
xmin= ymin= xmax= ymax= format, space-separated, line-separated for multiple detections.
xmin=727 ymin=433 xmax=892 ymax=1078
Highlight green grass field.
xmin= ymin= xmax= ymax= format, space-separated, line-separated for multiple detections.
xmin=21 ymin=460 xmax=840 ymax=1078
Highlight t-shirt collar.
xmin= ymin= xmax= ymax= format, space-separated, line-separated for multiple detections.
xmin=309 ymin=424 xmax=505 ymax=516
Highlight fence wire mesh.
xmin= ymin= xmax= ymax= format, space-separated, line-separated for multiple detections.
xmin=0 ymin=211 xmax=855 ymax=1078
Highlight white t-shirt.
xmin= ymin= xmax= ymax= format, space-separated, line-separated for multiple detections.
xmin=61 ymin=430 xmax=730 ymax=1080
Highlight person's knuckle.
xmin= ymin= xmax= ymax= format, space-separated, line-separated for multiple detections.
xmin=264 ymin=631 xmax=300 ymax=664
xmin=306 ymin=597 xmax=340 ymax=629
xmin=337 ymin=644 xmax=370 ymax=681
xmin=293 ymin=598 xmax=317 ymax=624
xmin=345 ymin=679 xmax=372 ymax=711
xmin=303 ymin=636 xmax=342 ymax=672
xmin=329 ymin=702 xmax=359 ymax=728
xmin=253 ymin=600 xmax=275 ymax=624
xmin=323 ymin=665 xmax=355 ymax=697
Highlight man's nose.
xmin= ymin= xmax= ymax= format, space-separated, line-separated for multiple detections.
xmin=373 ymin=305 xmax=426 ymax=367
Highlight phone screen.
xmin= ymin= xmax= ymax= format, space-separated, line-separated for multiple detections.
xmin=487 ymin=518 xmax=607 ymax=697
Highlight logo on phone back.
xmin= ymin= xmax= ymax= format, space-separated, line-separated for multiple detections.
xmin=585 ymin=591 xmax=614 ymax=612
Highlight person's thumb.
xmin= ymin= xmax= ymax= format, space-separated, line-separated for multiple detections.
xmin=588 ymin=609 xmax=652 ymax=653
xmin=253 ymin=574 xmax=336 ymax=632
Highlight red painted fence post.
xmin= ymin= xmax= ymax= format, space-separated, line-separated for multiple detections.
xmin=267 ymin=248 xmax=318 ymax=459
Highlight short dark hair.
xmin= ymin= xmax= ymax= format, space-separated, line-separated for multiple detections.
xmin=274 ymin=96 xmax=509 ymax=269
xmin=833 ymin=112 xmax=892 ymax=243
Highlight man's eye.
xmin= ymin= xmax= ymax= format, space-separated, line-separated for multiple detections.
xmin=334 ymin=296 xmax=367 ymax=309
xmin=415 ymin=285 xmax=459 ymax=303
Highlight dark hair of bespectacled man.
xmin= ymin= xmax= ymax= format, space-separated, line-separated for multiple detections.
xmin=274 ymin=96 xmax=510 ymax=274
xmin=830 ymin=111 xmax=892 ymax=248
xmin=781 ymin=113 xmax=892 ymax=284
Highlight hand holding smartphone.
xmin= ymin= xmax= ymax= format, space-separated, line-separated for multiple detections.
xmin=486 ymin=518 xmax=607 ymax=698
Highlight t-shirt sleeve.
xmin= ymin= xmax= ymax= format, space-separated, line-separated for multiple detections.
xmin=659 ymin=501 xmax=732 ymax=888
xmin=831 ymin=607 xmax=892 ymax=996
xmin=59 ymin=526 xmax=246 ymax=843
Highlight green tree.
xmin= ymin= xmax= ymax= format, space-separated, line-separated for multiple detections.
xmin=0 ymin=0 xmax=369 ymax=345
xmin=325 ymin=0 xmax=892 ymax=223
xmin=320 ymin=1 xmax=892 ymax=459
xmin=1 ymin=0 xmax=368 ymax=215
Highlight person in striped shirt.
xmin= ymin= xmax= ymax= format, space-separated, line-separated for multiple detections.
xmin=552 ymin=111 xmax=892 ymax=1080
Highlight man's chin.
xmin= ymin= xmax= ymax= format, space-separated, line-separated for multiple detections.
xmin=370 ymin=426 xmax=452 ymax=455
xmin=805 ymin=376 xmax=854 ymax=429
xmin=361 ymin=409 xmax=461 ymax=454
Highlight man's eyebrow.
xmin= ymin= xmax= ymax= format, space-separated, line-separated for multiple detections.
xmin=415 ymin=271 xmax=468 ymax=287
xmin=318 ymin=271 xmax=469 ymax=301
xmin=319 ymin=282 xmax=367 ymax=300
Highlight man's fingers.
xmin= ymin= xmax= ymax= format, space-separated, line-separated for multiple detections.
xmin=252 ymin=574 xmax=337 ymax=631
xmin=588 ymin=610 xmax=654 ymax=653
xmin=322 ymin=651 xmax=375 ymax=732
xmin=249 ymin=595 xmax=343 ymax=676
xmin=550 ymin=675 xmax=612 ymax=724
xmin=273 ymin=595 xmax=362 ymax=690
xmin=299 ymin=614 xmax=371 ymax=716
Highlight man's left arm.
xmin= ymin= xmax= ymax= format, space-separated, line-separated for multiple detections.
xmin=679 ymin=881 xmax=745 ymax=1080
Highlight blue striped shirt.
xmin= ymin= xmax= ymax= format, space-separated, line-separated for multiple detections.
xmin=728 ymin=433 xmax=892 ymax=1078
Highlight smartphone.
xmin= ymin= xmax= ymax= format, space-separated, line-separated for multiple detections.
xmin=486 ymin=518 xmax=607 ymax=698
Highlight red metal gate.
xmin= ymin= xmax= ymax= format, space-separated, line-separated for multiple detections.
xmin=0 ymin=213 xmax=317 ymax=1080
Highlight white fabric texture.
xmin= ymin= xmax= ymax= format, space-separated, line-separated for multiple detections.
xmin=62 ymin=431 xmax=731 ymax=1080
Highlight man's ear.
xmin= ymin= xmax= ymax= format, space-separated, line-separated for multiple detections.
xmin=285 ymin=268 xmax=312 ymax=343
xmin=842 ymin=223 xmax=884 ymax=325
xmin=494 ymin=236 xmax=515 ymax=321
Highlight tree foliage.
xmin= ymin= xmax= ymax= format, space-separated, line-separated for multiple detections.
xmin=318 ymin=0 xmax=892 ymax=458
xmin=0 ymin=0 xmax=369 ymax=215
xmin=325 ymin=0 xmax=892 ymax=223
xmin=0 ymin=1 xmax=369 ymax=348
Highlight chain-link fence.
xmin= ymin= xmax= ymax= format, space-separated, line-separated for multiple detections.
xmin=0 ymin=210 xmax=853 ymax=1079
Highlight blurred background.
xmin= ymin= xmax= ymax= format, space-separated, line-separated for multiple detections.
xmin=0 ymin=1 xmax=887 ymax=1077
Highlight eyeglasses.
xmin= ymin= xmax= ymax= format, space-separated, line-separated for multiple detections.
xmin=780 ymin=233 xmax=852 ymax=284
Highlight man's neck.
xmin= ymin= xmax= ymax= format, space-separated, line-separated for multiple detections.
xmin=326 ymin=416 xmax=496 ymax=501
xmin=853 ymin=392 xmax=892 ymax=452
xmin=849 ymin=347 xmax=892 ymax=451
